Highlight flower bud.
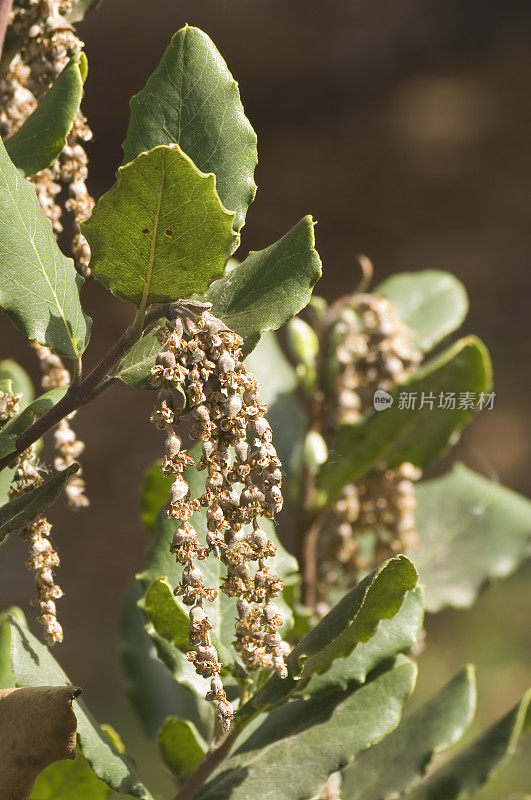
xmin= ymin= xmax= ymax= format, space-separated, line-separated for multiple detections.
xmin=286 ymin=317 xmax=319 ymax=369
xmin=302 ymin=430 xmax=329 ymax=475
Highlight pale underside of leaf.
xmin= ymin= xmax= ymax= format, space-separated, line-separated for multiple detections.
xmin=411 ymin=463 xmax=531 ymax=612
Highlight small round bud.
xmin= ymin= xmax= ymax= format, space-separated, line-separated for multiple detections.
xmin=253 ymin=417 xmax=270 ymax=438
xmin=190 ymin=606 xmax=210 ymax=627
xmin=183 ymin=564 xmax=203 ymax=587
xmin=286 ymin=317 xmax=319 ymax=368
xmin=170 ymin=476 xmax=189 ymax=502
xmin=218 ymin=352 xmax=235 ymax=373
xmin=165 ymin=434 xmax=181 ymax=458
xmin=156 ymin=350 xmax=176 ymax=368
xmin=250 ymin=529 xmax=268 ymax=550
xmin=196 ymin=644 xmax=218 ymax=662
xmin=234 ymin=440 xmax=249 ymax=462
xmin=225 ymin=393 xmax=243 ymax=417
xmin=303 ymin=431 xmax=329 ymax=475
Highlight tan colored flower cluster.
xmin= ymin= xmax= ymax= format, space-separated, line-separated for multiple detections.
xmin=327 ymin=294 xmax=421 ymax=427
xmin=149 ymin=309 xmax=288 ymax=729
xmin=1 ymin=0 xmax=93 ymax=276
xmin=318 ymin=292 xmax=423 ymax=599
xmin=31 ymin=342 xmax=88 ymax=509
xmin=0 ymin=387 xmax=22 ymax=422
xmin=9 ymin=444 xmax=63 ymax=646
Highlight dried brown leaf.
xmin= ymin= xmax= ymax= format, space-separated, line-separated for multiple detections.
xmin=0 ymin=685 xmax=81 ymax=800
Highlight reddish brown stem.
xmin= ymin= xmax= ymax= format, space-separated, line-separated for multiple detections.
xmin=172 ymin=728 xmax=238 ymax=800
xmin=0 ymin=0 xmax=13 ymax=61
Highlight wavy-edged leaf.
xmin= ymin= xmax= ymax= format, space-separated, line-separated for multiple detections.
xmin=30 ymin=751 xmax=110 ymax=799
xmin=0 ymin=462 xmax=78 ymax=542
xmin=123 ymin=25 xmax=257 ymax=233
xmin=300 ymin=586 xmax=424 ymax=698
xmin=342 ymin=665 xmax=477 ymax=800
xmin=0 ymin=386 xmax=66 ymax=459
xmin=158 ymin=716 xmax=207 ymax=777
xmin=411 ymin=463 xmax=531 ymax=613
xmin=0 ymin=137 xmax=90 ymax=358
xmin=115 ymin=217 xmax=322 ymax=386
xmin=120 ymin=582 xmax=212 ymax=741
xmin=82 ymin=144 xmax=235 ymax=306
xmin=3 ymin=610 xmax=153 ymax=799
xmin=6 ymin=53 xmax=87 ymax=177
xmin=405 ymin=690 xmax=531 ymax=800
xmin=199 ymin=656 xmax=417 ymax=800
xmin=206 ymin=216 xmax=322 ymax=355
xmin=376 ymin=270 xmax=469 ymax=353
xmin=237 ymin=556 xmax=417 ymax=721
xmin=316 ymin=337 xmax=492 ymax=506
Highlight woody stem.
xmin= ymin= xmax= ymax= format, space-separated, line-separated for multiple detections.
xmin=172 ymin=727 xmax=239 ymax=800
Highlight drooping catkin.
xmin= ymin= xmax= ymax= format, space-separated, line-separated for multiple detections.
xmin=318 ymin=292 xmax=423 ymax=599
xmin=149 ymin=309 xmax=288 ymax=730
xmin=1 ymin=0 xmax=94 ymax=276
xmin=31 ymin=342 xmax=88 ymax=509
xmin=9 ymin=445 xmax=64 ymax=645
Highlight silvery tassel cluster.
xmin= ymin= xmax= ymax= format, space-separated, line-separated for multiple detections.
xmin=0 ymin=0 xmax=94 ymax=275
xmin=150 ymin=308 xmax=288 ymax=730
xmin=318 ymin=292 xmax=423 ymax=599
xmin=31 ymin=342 xmax=89 ymax=509
xmin=8 ymin=443 xmax=64 ymax=645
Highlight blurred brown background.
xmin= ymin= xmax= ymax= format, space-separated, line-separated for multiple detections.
xmin=1 ymin=1 xmax=530 ymax=795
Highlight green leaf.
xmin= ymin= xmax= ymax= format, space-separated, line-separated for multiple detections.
xmin=137 ymin=458 xmax=298 ymax=693
xmin=140 ymin=460 xmax=173 ymax=534
xmin=316 ymin=337 xmax=492 ymax=506
xmin=6 ymin=53 xmax=87 ymax=177
xmin=0 ymin=359 xmax=34 ymax=407
xmin=206 ymin=216 xmax=322 ymax=354
xmin=122 ymin=25 xmax=257 ymax=234
xmin=0 ymin=387 xmax=66 ymax=459
xmin=144 ymin=578 xmax=189 ymax=651
xmin=300 ymin=586 xmax=424 ymax=698
xmin=199 ymin=656 xmax=417 ymax=800
xmin=0 ymin=137 xmax=91 ymax=359
xmin=120 ymin=582 xmax=212 ymax=741
xmin=0 ymin=463 xmax=79 ymax=542
xmin=158 ymin=717 xmax=207 ymax=777
xmin=342 ymin=665 xmax=477 ymax=800
xmin=238 ymin=556 xmax=417 ymax=720
xmin=412 ymin=463 xmax=531 ymax=612
xmin=376 ymin=270 xmax=469 ymax=353
xmin=405 ymin=690 xmax=531 ymax=800
xmin=30 ymin=751 xmax=110 ymax=799
xmin=3 ymin=610 xmax=153 ymax=799
xmin=115 ymin=333 xmax=162 ymax=390
xmin=82 ymin=144 xmax=235 ymax=307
